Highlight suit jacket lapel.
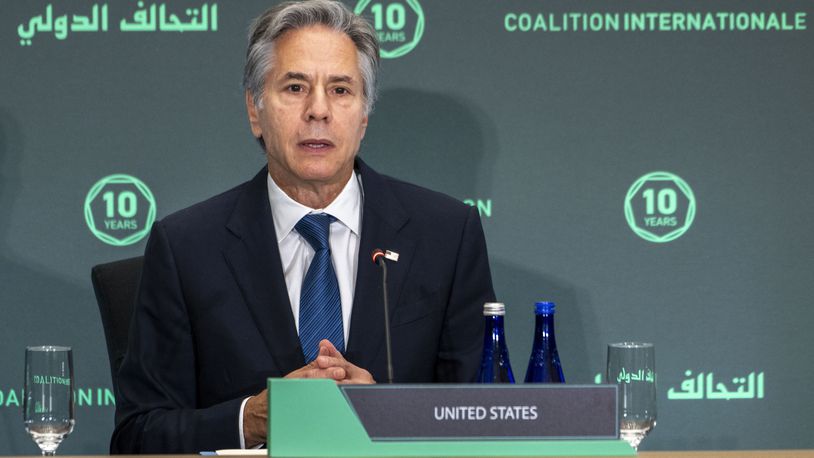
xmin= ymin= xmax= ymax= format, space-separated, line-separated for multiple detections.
xmin=218 ymin=161 xmax=414 ymax=376
xmin=222 ymin=168 xmax=304 ymax=375
xmin=346 ymin=159 xmax=415 ymax=371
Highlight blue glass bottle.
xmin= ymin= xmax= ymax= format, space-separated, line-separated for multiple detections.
xmin=524 ymin=301 xmax=565 ymax=383
xmin=477 ymin=302 xmax=515 ymax=383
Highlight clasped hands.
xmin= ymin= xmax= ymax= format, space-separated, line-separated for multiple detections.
xmin=243 ymin=339 xmax=375 ymax=447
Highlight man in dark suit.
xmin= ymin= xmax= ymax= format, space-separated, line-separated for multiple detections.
xmin=112 ymin=0 xmax=495 ymax=453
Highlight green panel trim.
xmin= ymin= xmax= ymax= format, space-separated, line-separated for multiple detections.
xmin=268 ymin=379 xmax=634 ymax=457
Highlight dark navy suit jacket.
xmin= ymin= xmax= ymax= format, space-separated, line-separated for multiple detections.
xmin=111 ymin=159 xmax=495 ymax=453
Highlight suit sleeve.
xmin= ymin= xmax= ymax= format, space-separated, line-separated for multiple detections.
xmin=435 ymin=206 xmax=495 ymax=382
xmin=111 ymin=222 xmax=244 ymax=454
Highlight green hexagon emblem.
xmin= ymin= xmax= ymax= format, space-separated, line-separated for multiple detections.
xmin=355 ymin=0 xmax=425 ymax=59
xmin=84 ymin=174 xmax=156 ymax=246
xmin=624 ymin=171 xmax=696 ymax=243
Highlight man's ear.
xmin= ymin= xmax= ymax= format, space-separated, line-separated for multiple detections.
xmin=359 ymin=114 xmax=368 ymax=140
xmin=246 ymin=91 xmax=263 ymax=138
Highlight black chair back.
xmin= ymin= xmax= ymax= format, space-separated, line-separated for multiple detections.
xmin=91 ymin=256 xmax=143 ymax=393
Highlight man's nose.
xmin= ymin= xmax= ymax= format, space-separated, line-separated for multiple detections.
xmin=304 ymin=90 xmax=330 ymax=121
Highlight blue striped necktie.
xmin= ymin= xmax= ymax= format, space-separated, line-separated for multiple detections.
xmin=295 ymin=213 xmax=344 ymax=363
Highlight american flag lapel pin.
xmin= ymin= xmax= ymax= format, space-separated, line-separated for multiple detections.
xmin=384 ymin=250 xmax=399 ymax=262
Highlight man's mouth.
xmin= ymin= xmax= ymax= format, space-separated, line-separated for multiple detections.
xmin=299 ymin=139 xmax=335 ymax=150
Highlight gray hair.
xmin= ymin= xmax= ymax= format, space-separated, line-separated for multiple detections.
xmin=243 ymin=0 xmax=380 ymax=114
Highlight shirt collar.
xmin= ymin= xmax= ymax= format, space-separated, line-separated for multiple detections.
xmin=267 ymin=171 xmax=362 ymax=242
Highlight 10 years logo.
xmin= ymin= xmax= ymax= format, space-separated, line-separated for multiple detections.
xmin=84 ymin=174 xmax=156 ymax=246
xmin=355 ymin=0 xmax=424 ymax=58
xmin=624 ymin=171 xmax=696 ymax=243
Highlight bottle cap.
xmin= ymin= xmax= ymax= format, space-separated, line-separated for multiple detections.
xmin=483 ymin=302 xmax=505 ymax=316
xmin=534 ymin=301 xmax=556 ymax=314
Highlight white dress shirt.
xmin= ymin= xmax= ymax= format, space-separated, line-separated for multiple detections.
xmin=267 ymin=171 xmax=362 ymax=342
xmin=239 ymin=170 xmax=363 ymax=448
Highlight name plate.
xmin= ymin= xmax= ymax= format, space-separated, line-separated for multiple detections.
xmin=340 ymin=384 xmax=618 ymax=441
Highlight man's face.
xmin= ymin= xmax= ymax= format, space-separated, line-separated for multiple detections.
xmin=247 ymin=25 xmax=369 ymax=192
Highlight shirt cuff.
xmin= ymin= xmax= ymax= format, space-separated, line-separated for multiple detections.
xmin=238 ymin=396 xmax=250 ymax=449
xmin=238 ymin=396 xmax=266 ymax=450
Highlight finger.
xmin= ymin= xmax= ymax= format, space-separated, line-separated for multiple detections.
xmin=284 ymin=367 xmax=306 ymax=379
xmin=301 ymin=366 xmax=346 ymax=380
xmin=344 ymin=365 xmax=375 ymax=384
xmin=330 ymin=367 xmax=347 ymax=380
xmin=284 ymin=362 xmax=316 ymax=379
xmin=337 ymin=373 xmax=374 ymax=385
xmin=313 ymin=355 xmax=347 ymax=369
xmin=285 ymin=360 xmax=344 ymax=379
xmin=318 ymin=339 xmax=342 ymax=358
xmin=323 ymin=359 xmax=374 ymax=384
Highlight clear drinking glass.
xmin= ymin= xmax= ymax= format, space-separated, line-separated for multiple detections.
xmin=23 ymin=346 xmax=75 ymax=456
xmin=607 ymin=342 xmax=656 ymax=451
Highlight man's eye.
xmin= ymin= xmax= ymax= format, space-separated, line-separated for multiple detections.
xmin=288 ymin=84 xmax=303 ymax=93
xmin=334 ymin=87 xmax=349 ymax=95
